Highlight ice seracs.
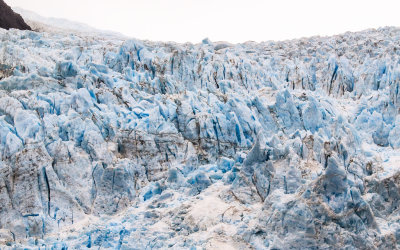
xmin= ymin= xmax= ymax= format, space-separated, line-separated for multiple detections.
xmin=0 ymin=22 xmax=399 ymax=249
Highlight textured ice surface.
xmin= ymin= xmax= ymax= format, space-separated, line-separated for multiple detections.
xmin=0 ymin=24 xmax=400 ymax=249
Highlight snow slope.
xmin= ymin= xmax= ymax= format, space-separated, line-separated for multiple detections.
xmin=13 ymin=7 xmax=125 ymax=38
xmin=0 ymin=20 xmax=399 ymax=249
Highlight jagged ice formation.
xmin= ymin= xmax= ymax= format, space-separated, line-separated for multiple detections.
xmin=0 ymin=25 xmax=400 ymax=249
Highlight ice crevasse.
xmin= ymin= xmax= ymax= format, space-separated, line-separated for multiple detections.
xmin=0 ymin=26 xmax=399 ymax=249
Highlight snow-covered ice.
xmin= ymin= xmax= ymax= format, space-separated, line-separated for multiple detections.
xmin=0 ymin=14 xmax=399 ymax=249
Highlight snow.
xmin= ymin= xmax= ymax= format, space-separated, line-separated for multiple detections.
xmin=14 ymin=7 xmax=126 ymax=39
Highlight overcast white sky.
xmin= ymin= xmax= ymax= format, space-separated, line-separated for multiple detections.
xmin=5 ymin=0 xmax=400 ymax=43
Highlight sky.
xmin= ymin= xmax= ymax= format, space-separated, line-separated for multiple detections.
xmin=5 ymin=0 xmax=400 ymax=43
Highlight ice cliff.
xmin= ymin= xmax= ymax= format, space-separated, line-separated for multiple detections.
xmin=0 ymin=23 xmax=400 ymax=249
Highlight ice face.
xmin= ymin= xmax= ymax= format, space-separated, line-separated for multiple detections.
xmin=0 ymin=26 xmax=400 ymax=249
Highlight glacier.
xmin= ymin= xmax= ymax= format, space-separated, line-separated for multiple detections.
xmin=0 ymin=22 xmax=400 ymax=249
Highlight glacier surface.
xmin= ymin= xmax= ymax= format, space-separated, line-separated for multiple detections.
xmin=0 ymin=24 xmax=400 ymax=249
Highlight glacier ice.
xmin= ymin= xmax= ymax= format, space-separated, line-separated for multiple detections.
xmin=0 ymin=25 xmax=399 ymax=249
